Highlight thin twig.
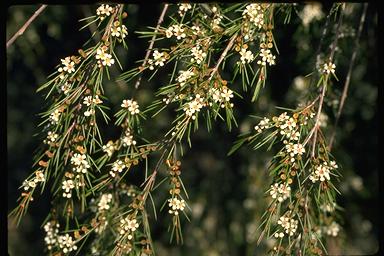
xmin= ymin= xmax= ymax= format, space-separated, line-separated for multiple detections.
xmin=310 ymin=4 xmax=345 ymax=157
xmin=135 ymin=4 xmax=169 ymax=89
xmin=328 ymin=3 xmax=368 ymax=151
xmin=302 ymin=4 xmax=345 ymax=157
xmin=209 ymin=33 xmax=238 ymax=81
xmin=7 ymin=5 xmax=48 ymax=48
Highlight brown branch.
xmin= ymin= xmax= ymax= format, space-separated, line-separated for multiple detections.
xmin=328 ymin=3 xmax=368 ymax=151
xmin=135 ymin=4 xmax=169 ymax=89
xmin=7 ymin=5 xmax=48 ymax=48
xmin=209 ymin=33 xmax=238 ymax=81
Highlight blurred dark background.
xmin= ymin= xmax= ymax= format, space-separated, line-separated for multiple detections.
xmin=7 ymin=4 xmax=378 ymax=255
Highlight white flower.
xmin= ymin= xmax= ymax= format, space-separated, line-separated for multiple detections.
xmin=70 ymin=153 xmax=90 ymax=174
xmin=50 ymin=109 xmax=61 ymax=124
xmin=47 ymin=131 xmax=59 ymax=142
xmin=98 ymin=193 xmax=113 ymax=211
xmin=292 ymin=143 xmax=305 ymax=156
xmin=243 ymin=4 xmax=264 ymax=29
xmin=191 ymin=45 xmax=207 ymax=64
xmin=322 ymin=62 xmax=336 ymax=74
xmin=173 ymin=25 xmax=186 ymax=40
xmin=277 ymin=215 xmax=298 ymax=236
xmin=44 ymin=221 xmax=60 ymax=250
xmin=270 ymin=183 xmax=291 ymax=202
xmin=62 ymin=179 xmax=74 ymax=198
xmin=220 ymin=87 xmax=234 ymax=102
xmin=254 ymin=117 xmax=270 ymax=133
xmin=310 ymin=162 xmax=333 ymax=183
xmin=257 ymin=49 xmax=276 ymax=66
xmin=122 ymin=130 xmax=137 ymax=147
xmin=96 ymin=4 xmax=113 ymax=20
xmin=110 ymin=160 xmax=125 ymax=177
xmin=178 ymin=3 xmax=192 ymax=16
xmin=148 ymin=50 xmax=167 ymax=70
xmin=102 ymin=141 xmax=116 ymax=157
xmin=325 ymin=221 xmax=340 ymax=237
xmin=176 ymin=70 xmax=195 ymax=86
xmin=60 ymin=82 xmax=71 ymax=94
xmin=168 ymin=197 xmax=186 ymax=215
xmin=58 ymin=57 xmax=75 ymax=74
xmin=57 ymin=233 xmax=77 ymax=254
xmin=84 ymin=109 xmax=95 ymax=117
xmin=120 ymin=217 xmax=139 ymax=235
xmin=300 ymin=3 xmax=323 ymax=27
xmin=34 ymin=170 xmax=45 ymax=182
xmin=121 ymin=99 xmax=140 ymax=115
xmin=239 ymin=48 xmax=254 ymax=64
xmin=96 ymin=47 xmax=115 ymax=67
xmin=184 ymin=94 xmax=204 ymax=120
xmin=83 ymin=96 xmax=93 ymax=106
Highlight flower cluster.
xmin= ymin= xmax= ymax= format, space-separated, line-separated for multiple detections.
xmin=257 ymin=48 xmax=276 ymax=66
xmin=176 ymin=69 xmax=195 ymax=86
xmin=239 ymin=46 xmax=255 ymax=64
xmin=242 ymin=4 xmax=265 ymax=29
xmin=121 ymin=99 xmax=140 ymax=115
xmin=98 ymin=193 xmax=113 ymax=211
xmin=148 ymin=50 xmax=168 ymax=70
xmin=168 ymin=197 xmax=186 ymax=216
xmin=211 ymin=7 xmax=223 ymax=30
xmin=110 ymin=160 xmax=126 ymax=177
xmin=110 ymin=21 xmax=128 ymax=39
xmin=62 ymin=179 xmax=75 ymax=198
xmin=22 ymin=170 xmax=45 ymax=191
xmin=165 ymin=24 xmax=186 ymax=40
xmin=190 ymin=44 xmax=207 ymax=64
xmin=96 ymin=4 xmax=114 ymax=20
xmin=254 ymin=117 xmax=271 ymax=133
xmin=50 ymin=109 xmax=61 ymax=124
xmin=83 ymin=95 xmax=103 ymax=107
xmin=184 ymin=94 xmax=204 ymax=120
xmin=122 ymin=129 xmax=137 ymax=147
xmin=309 ymin=161 xmax=338 ymax=183
xmin=70 ymin=153 xmax=90 ymax=174
xmin=96 ymin=46 xmax=115 ymax=67
xmin=300 ymin=3 xmax=323 ymax=27
xmin=274 ymin=112 xmax=300 ymax=140
xmin=57 ymin=56 xmax=76 ymax=75
xmin=119 ymin=217 xmax=139 ymax=240
xmin=209 ymin=86 xmax=234 ymax=108
xmin=269 ymin=183 xmax=291 ymax=202
xmin=44 ymin=131 xmax=59 ymax=144
xmin=285 ymin=142 xmax=305 ymax=162
xmin=322 ymin=61 xmax=336 ymax=74
xmin=57 ymin=233 xmax=78 ymax=254
xmin=275 ymin=214 xmax=298 ymax=238
xmin=178 ymin=3 xmax=192 ymax=16
xmin=60 ymin=81 xmax=71 ymax=94
xmin=44 ymin=221 xmax=60 ymax=250
xmin=102 ymin=140 xmax=117 ymax=157
xmin=324 ymin=221 xmax=340 ymax=237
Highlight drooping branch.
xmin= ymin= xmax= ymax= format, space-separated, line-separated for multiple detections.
xmin=135 ymin=4 xmax=169 ymax=89
xmin=328 ymin=3 xmax=368 ymax=151
xmin=7 ymin=5 xmax=48 ymax=49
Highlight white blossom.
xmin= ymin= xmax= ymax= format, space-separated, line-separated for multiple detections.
xmin=168 ymin=197 xmax=186 ymax=215
xmin=243 ymin=4 xmax=265 ymax=29
xmin=121 ymin=99 xmax=140 ymax=115
xmin=98 ymin=193 xmax=113 ymax=211
xmin=239 ymin=48 xmax=254 ymax=64
xmin=184 ymin=94 xmax=204 ymax=120
xmin=44 ymin=221 xmax=60 ymax=250
xmin=322 ymin=61 xmax=336 ymax=74
xmin=257 ymin=48 xmax=276 ymax=66
xmin=96 ymin=4 xmax=113 ymax=20
xmin=57 ymin=233 xmax=77 ymax=254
